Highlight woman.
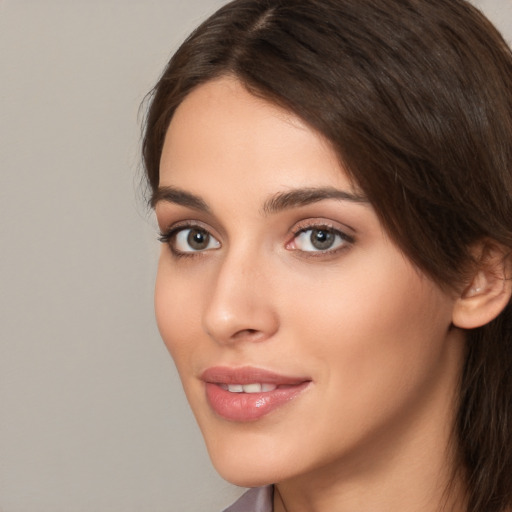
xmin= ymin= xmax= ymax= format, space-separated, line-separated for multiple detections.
xmin=142 ymin=1 xmax=512 ymax=511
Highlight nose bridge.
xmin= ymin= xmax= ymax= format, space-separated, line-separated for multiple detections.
xmin=202 ymin=243 xmax=278 ymax=344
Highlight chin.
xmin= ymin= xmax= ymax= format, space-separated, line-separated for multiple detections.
xmin=217 ymin=468 xmax=274 ymax=489
xmin=201 ymin=427 xmax=293 ymax=488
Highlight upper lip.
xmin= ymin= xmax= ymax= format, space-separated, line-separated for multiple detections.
xmin=201 ymin=366 xmax=311 ymax=386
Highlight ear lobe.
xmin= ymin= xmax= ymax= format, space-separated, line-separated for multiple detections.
xmin=452 ymin=243 xmax=512 ymax=329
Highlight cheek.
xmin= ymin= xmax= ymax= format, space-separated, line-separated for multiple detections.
xmin=154 ymin=259 xmax=201 ymax=366
xmin=286 ymin=255 xmax=454 ymax=399
xmin=274 ymin=261 xmax=456 ymax=463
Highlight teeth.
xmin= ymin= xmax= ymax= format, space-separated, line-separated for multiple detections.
xmin=243 ymin=383 xmax=262 ymax=393
xmin=224 ymin=383 xmax=278 ymax=393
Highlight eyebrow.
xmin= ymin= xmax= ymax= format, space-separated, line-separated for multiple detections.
xmin=262 ymin=187 xmax=368 ymax=215
xmin=151 ymin=186 xmax=210 ymax=212
xmin=152 ymin=185 xmax=368 ymax=213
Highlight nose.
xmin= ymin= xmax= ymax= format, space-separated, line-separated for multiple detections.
xmin=202 ymin=249 xmax=279 ymax=345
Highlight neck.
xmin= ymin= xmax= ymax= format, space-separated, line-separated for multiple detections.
xmin=274 ymin=468 xmax=466 ymax=512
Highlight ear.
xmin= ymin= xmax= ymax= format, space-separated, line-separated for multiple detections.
xmin=452 ymin=242 xmax=512 ymax=329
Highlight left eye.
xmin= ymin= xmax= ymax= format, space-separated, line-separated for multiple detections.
xmin=173 ymin=227 xmax=221 ymax=252
xmin=293 ymin=227 xmax=348 ymax=252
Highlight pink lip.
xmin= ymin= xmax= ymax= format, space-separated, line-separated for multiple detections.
xmin=201 ymin=366 xmax=311 ymax=422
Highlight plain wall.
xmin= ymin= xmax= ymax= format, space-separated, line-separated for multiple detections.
xmin=1 ymin=1 xmax=511 ymax=511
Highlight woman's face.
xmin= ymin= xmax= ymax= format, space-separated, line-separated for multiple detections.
xmin=154 ymin=77 xmax=464 ymax=487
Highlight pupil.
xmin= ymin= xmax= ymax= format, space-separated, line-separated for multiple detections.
xmin=188 ymin=229 xmax=209 ymax=250
xmin=311 ymin=229 xmax=334 ymax=250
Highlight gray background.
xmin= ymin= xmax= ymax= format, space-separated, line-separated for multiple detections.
xmin=1 ymin=1 xmax=511 ymax=511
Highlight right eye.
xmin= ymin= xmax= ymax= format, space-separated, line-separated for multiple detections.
xmin=160 ymin=226 xmax=221 ymax=255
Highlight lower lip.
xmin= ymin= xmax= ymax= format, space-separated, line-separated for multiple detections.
xmin=204 ymin=382 xmax=310 ymax=422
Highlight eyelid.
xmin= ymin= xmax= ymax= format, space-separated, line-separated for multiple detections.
xmin=290 ymin=218 xmax=355 ymax=240
xmin=156 ymin=207 xmax=226 ymax=239
xmin=158 ymin=220 xmax=221 ymax=256
xmin=286 ymin=220 xmax=355 ymax=254
xmin=158 ymin=219 xmax=200 ymax=240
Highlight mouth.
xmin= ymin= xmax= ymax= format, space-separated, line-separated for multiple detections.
xmin=219 ymin=383 xmax=280 ymax=393
xmin=201 ymin=366 xmax=312 ymax=422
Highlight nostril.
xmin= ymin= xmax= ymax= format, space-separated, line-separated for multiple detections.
xmin=232 ymin=328 xmax=265 ymax=341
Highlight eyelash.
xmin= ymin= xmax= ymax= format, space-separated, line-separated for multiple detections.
xmin=158 ymin=222 xmax=355 ymax=258
xmin=158 ymin=221 xmax=217 ymax=259
xmin=287 ymin=223 xmax=355 ymax=257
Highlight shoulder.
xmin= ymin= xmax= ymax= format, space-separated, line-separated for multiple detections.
xmin=222 ymin=486 xmax=274 ymax=512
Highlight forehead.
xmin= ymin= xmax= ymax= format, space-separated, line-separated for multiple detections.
xmin=159 ymin=77 xmax=357 ymax=197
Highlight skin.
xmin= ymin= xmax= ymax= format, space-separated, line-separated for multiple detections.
xmin=154 ymin=77 xmax=467 ymax=512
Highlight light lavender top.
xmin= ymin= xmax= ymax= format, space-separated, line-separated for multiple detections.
xmin=222 ymin=486 xmax=273 ymax=512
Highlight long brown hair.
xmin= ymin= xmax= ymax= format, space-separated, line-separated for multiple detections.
xmin=142 ymin=1 xmax=512 ymax=510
